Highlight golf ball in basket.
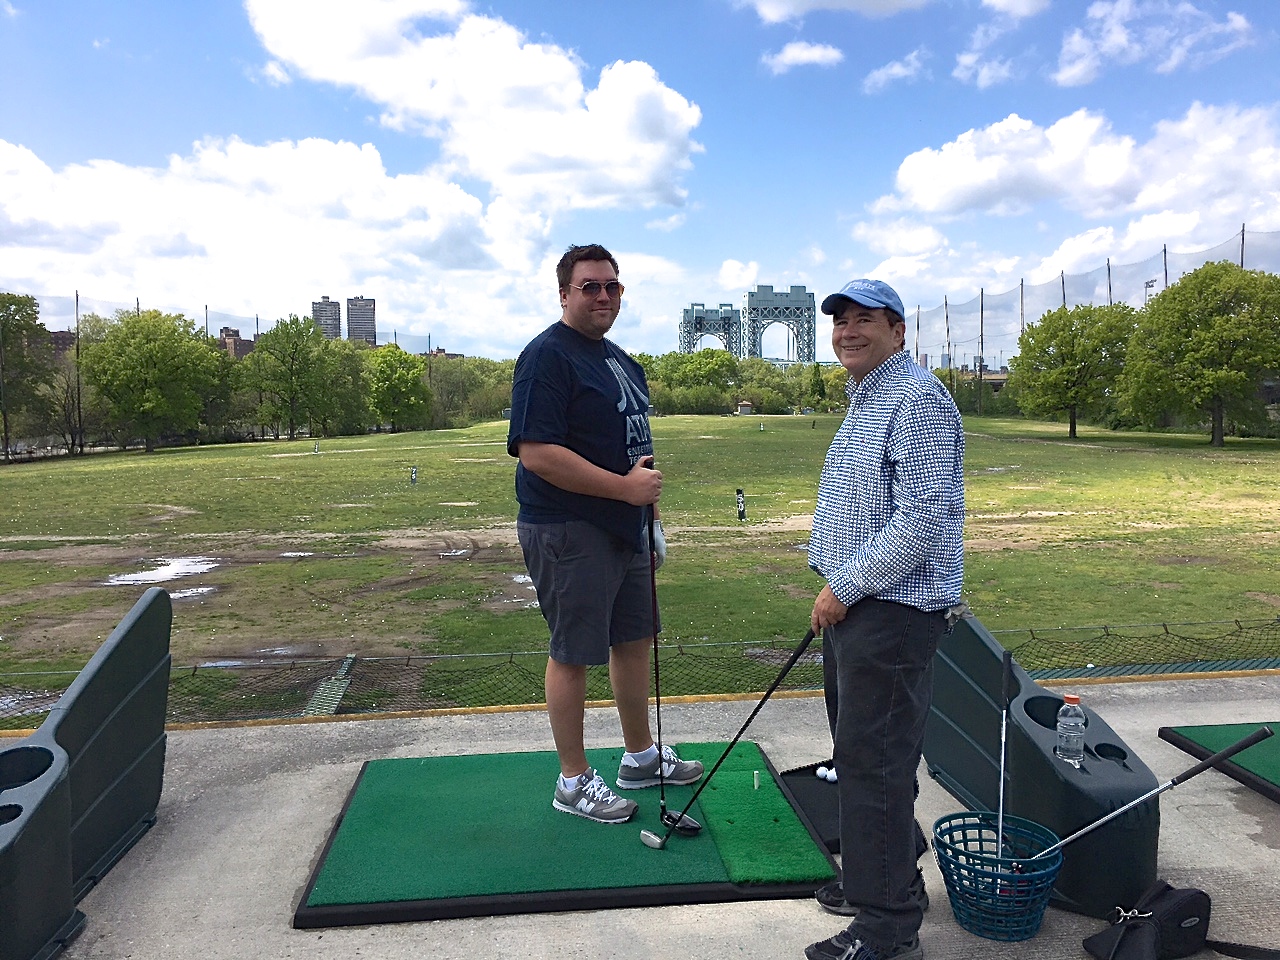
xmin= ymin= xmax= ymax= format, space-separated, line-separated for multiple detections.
xmin=816 ymin=765 xmax=829 ymax=779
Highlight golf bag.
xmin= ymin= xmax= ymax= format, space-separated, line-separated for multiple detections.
xmin=1083 ymin=880 xmax=1280 ymax=960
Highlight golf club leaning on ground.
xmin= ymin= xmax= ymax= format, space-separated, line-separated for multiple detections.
xmin=1021 ymin=724 xmax=1274 ymax=865
xmin=647 ymin=505 xmax=700 ymax=838
xmin=641 ymin=627 xmax=818 ymax=850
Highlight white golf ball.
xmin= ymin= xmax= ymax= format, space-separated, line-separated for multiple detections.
xmin=816 ymin=765 xmax=829 ymax=779
xmin=1087 ymin=663 xmax=1096 ymax=669
xmin=825 ymin=768 xmax=838 ymax=782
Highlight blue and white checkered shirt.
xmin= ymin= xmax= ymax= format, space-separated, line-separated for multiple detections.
xmin=808 ymin=351 xmax=965 ymax=612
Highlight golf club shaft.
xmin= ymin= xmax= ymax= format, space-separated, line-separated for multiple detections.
xmin=1030 ymin=724 xmax=1274 ymax=860
xmin=655 ymin=628 xmax=817 ymax=845
xmin=997 ymin=648 xmax=1013 ymax=842
xmin=648 ymin=506 xmax=666 ymax=815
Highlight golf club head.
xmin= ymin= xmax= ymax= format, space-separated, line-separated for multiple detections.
xmin=639 ymin=828 xmax=667 ymax=850
xmin=662 ymin=809 xmax=702 ymax=836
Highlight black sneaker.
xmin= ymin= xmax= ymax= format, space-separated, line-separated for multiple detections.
xmin=815 ymin=870 xmax=929 ymax=917
xmin=804 ymin=931 xmax=922 ymax=960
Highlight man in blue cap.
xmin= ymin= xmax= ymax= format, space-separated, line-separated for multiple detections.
xmin=805 ymin=280 xmax=965 ymax=960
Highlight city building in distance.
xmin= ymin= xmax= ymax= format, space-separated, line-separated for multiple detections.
xmin=312 ymin=295 xmax=341 ymax=339
xmin=346 ymin=296 xmax=376 ymax=346
xmin=217 ymin=327 xmax=255 ymax=360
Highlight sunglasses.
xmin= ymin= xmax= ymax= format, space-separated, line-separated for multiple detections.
xmin=568 ymin=280 xmax=624 ymax=299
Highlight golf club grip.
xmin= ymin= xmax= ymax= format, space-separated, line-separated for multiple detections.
xmin=1169 ymin=725 xmax=1273 ymax=786
xmin=1000 ymin=649 xmax=1014 ymax=710
xmin=667 ymin=629 xmax=817 ymax=831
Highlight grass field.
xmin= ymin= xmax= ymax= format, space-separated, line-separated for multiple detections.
xmin=2 ymin=415 xmax=1279 ymax=678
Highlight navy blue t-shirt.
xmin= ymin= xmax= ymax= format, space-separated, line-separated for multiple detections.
xmin=507 ymin=321 xmax=654 ymax=552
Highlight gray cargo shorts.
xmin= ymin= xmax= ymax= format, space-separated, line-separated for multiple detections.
xmin=517 ymin=519 xmax=659 ymax=666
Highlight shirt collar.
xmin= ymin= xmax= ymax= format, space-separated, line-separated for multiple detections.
xmin=845 ymin=350 xmax=911 ymax=402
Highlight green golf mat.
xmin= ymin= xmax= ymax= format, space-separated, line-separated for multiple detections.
xmin=294 ymin=740 xmax=837 ymax=928
xmin=1158 ymin=722 xmax=1280 ymax=806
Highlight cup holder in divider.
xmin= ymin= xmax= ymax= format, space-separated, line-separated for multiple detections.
xmin=1024 ymin=694 xmax=1091 ymax=733
xmin=0 ymin=803 xmax=22 ymax=826
xmin=0 ymin=745 xmax=56 ymax=791
xmin=1094 ymin=742 xmax=1129 ymax=763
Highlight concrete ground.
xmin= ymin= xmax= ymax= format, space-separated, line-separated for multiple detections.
xmin=63 ymin=674 xmax=1280 ymax=960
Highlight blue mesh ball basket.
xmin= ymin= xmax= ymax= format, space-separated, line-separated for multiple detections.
xmin=932 ymin=811 xmax=1063 ymax=942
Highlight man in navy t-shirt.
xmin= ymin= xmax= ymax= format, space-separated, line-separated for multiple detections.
xmin=508 ymin=243 xmax=703 ymax=824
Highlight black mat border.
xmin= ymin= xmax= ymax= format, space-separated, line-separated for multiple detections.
xmin=293 ymin=746 xmax=836 ymax=929
xmin=1157 ymin=726 xmax=1280 ymax=806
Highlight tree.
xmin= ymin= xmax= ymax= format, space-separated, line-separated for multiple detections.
xmin=242 ymin=315 xmax=329 ymax=439
xmin=738 ymin=357 xmax=794 ymax=413
xmin=1121 ymin=261 xmax=1280 ymax=446
xmin=1 ymin=293 xmax=56 ymax=460
xmin=367 ymin=345 xmax=431 ymax=431
xmin=310 ymin=338 xmax=373 ymax=436
xmin=1008 ymin=303 xmax=1136 ymax=437
xmin=808 ymin=362 xmax=827 ymax=405
xmin=649 ymin=349 xmax=739 ymax=392
xmin=81 ymin=309 xmax=221 ymax=452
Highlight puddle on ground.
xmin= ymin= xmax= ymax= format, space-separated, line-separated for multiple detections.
xmin=501 ymin=574 xmax=539 ymax=608
xmin=171 ymin=586 xmax=216 ymax=600
xmin=280 ymin=551 xmax=314 ymax=557
xmin=105 ymin=557 xmax=219 ymax=585
xmin=439 ymin=549 xmax=470 ymax=558
xmin=0 ymin=689 xmax=62 ymax=716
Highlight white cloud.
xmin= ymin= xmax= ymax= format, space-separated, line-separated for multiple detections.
xmin=872 ymin=101 xmax=1280 ymax=260
xmin=952 ymin=18 xmax=1017 ymax=88
xmin=0 ymin=135 xmax=559 ymax=355
xmin=1053 ymin=1 xmax=1253 ymax=87
xmin=2 ymin=2 xmax=19 ymax=18
xmin=646 ymin=212 xmax=686 ymax=231
xmin=952 ymin=50 xmax=1013 ymax=88
xmin=852 ymin=219 xmax=947 ymax=257
xmin=257 ymin=60 xmax=291 ymax=85
xmin=762 ymin=41 xmax=843 ymax=75
xmin=739 ymin=0 xmax=931 ymax=24
xmin=981 ymin=0 xmax=1047 ymax=17
xmin=863 ymin=48 xmax=928 ymax=93
xmin=718 ymin=259 xmax=759 ymax=290
xmin=245 ymin=1 xmax=703 ymax=213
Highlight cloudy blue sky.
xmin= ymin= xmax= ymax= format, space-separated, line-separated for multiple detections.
xmin=2 ymin=0 xmax=1277 ymax=364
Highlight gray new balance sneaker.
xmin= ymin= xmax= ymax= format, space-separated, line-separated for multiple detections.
xmin=552 ymin=768 xmax=638 ymax=823
xmin=616 ymin=744 xmax=704 ymax=789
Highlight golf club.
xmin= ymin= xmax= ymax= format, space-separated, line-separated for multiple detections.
xmin=997 ymin=648 xmax=1013 ymax=850
xmin=641 ymin=627 xmax=818 ymax=850
xmin=1020 ymin=724 xmax=1274 ymax=865
xmin=647 ymin=503 xmax=700 ymax=839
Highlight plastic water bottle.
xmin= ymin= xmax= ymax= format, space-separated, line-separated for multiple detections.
xmin=1055 ymin=693 xmax=1086 ymax=763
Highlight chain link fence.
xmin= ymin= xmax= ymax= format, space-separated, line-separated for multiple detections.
xmin=3 ymin=617 xmax=1278 ymax=730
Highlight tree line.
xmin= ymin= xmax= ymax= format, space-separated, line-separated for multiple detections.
xmin=1005 ymin=261 xmax=1280 ymax=445
xmin=3 ymin=260 xmax=1276 ymax=458
xmin=0 ymin=302 xmax=515 ymax=458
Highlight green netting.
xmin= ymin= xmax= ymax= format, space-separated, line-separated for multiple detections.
xmin=3 ymin=617 xmax=1279 ymax=727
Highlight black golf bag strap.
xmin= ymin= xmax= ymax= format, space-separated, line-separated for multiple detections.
xmin=1206 ymin=939 xmax=1280 ymax=960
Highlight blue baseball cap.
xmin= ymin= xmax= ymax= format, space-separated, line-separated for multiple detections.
xmin=821 ymin=279 xmax=905 ymax=322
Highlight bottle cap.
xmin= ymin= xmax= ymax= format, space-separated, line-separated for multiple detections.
xmin=1063 ymin=693 xmax=1080 ymax=704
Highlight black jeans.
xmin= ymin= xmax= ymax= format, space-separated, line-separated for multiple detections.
xmin=827 ymin=598 xmax=944 ymax=951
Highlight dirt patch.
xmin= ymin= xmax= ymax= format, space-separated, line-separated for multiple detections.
xmin=1244 ymin=592 xmax=1280 ymax=609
